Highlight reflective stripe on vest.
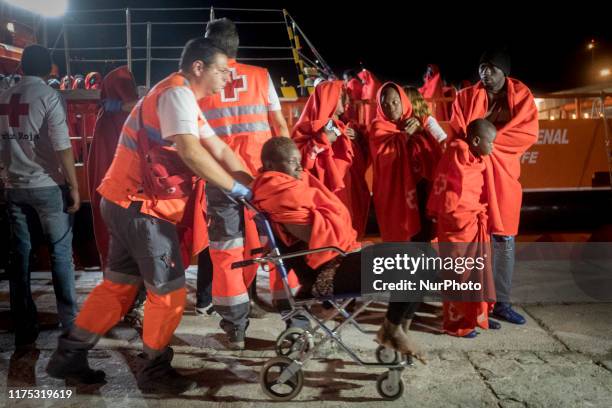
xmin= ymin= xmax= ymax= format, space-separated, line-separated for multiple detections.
xmin=118 ymin=133 xmax=138 ymax=151
xmin=118 ymin=102 xmax=172 ymax=151
xmin=211 ymin=121 xmax=271 ymax=137
xmin=203 ymin=104 xmax=268 ymax=120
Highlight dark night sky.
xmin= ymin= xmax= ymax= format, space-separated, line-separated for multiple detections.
xmin=40 ymin=0 xmax=612 ymax=93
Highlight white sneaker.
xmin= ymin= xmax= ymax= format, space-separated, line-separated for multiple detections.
xmin=195 ymin=305 xmax=215 ymax=316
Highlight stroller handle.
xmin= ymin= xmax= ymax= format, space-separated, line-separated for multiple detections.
xmin=230 ymin=246 xmax=349 ymax=270
xmin=231 ymin=259 xmax=258 ymax=269
xmin=237 ymin=197 xmax=258 ymax=212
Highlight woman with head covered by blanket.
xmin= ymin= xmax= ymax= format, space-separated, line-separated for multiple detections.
xmin=292 ymin=81 xmax=370 ymax=238
xmin=369 ymin=83 xmax=442 ymax=242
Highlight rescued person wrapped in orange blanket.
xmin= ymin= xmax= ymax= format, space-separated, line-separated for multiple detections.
xmin=292 ymin=80 xmax=370 ymax=238
xmin=369 ymin=82 xmax=442 ymax=242
xmin=428 ymin=119 xmax=498 ymax=337
xmin=447 ymin=49 xmax=538 ymax=325
xmin=252 ymin=137 xmax=425 ymax=361
xmin=87 ymin=66 xmax=138 ymax=267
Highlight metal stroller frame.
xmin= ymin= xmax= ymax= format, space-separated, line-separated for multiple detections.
xmin=231 ymin=200 xmax=413 ymax=401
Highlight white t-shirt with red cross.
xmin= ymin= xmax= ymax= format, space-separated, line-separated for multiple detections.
xmin=0 ymin=76 xmax=71 ymax=189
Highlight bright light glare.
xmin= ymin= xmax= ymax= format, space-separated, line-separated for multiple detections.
xmin=5 ymin=0 xmax=68 ymax=18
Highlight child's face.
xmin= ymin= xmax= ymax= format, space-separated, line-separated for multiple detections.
xmin=470 ymin=130 xmax=496 ymax=156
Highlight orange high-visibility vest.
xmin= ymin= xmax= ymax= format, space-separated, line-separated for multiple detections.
xmin=98 ymin=72 xmax=205 ymax=224
xmin=199 ymin=59 xmax=273 ymax=174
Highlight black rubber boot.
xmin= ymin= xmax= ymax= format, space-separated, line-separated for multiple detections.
xmin=248 ymin=299 xmax=267 ymax=319
xmin=226 ymin=326 xmax=246 ymax=350
xmin=248 ymin=284 xmax=273 ymax=317
xmin=45 ymin=333 xmax=106 ymax=384
xmin=137 ymin=347 xmax=197 ymax=394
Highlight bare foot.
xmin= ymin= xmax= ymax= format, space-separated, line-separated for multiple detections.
xmin=377 ymin=319 xmax=427 ymax=364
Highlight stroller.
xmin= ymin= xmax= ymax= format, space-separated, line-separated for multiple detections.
xmin=231 ymin=200 xmax=414 ymax=401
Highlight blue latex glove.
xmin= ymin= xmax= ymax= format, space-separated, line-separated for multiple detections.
xmin=102 ymin=98 xmax=123 ymax=112
xmin=228 ymin=181 xmax=253 ymax=201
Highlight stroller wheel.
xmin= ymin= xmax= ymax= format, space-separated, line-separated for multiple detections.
xmin=376 ymin=371 xmax=404 ymax=400
xmin=375 ymin=345 xmax=400 ymax=365
xmin=275 ymin=327 xmax=311 ymax=357
xmin=260 ymin=356 xmax=304 ymax=401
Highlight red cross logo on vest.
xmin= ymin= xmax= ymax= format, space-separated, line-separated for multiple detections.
xmin=220 ymin=68 xmax=247 ymax=102
xmin=0 ymin=94 xmax=29 ymax=127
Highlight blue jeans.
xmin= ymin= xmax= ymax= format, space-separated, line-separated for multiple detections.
xmin=492 ymin=234 xmax=515 ymax=305
xmin=5 ymin=186 xmax=78 ymax=337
